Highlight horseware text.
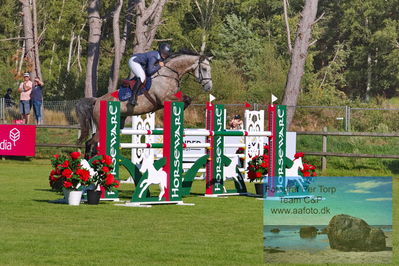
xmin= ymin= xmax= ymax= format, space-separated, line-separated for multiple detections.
xmin=171 ymin=105 xmax=182 ymax=198
xmin=108 ymin=104 xmax=118 ymax=175
xmin=214 ymin=107 xmax=224 ymax=191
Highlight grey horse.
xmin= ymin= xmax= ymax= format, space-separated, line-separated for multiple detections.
xmin=76 ymin=52 xmax=213 ymax=157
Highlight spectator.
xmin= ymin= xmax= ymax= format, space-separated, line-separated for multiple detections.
xmin=18 ymin=73 xmax=32 ymax=124
xmin=31 ymin=77 xmax=44 ymax=124
xmin=229 ymin=114 xmax=243 ymax=130
xmin=4 ymin=88 xmax=15 ymax=107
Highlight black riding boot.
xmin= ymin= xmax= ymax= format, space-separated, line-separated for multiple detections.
xmin=128 ymin=80 xmax=142 ymax=106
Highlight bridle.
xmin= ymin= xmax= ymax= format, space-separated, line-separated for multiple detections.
xmin=193 ymin=57 xmax=212 ymax=87
xmin=153 ymin=56 xmax=212 ymax=88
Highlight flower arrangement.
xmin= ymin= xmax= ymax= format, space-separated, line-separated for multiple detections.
xmin=301 ymin=163 xmax=317 ymax=177
xmin=49 ymin=152 xmax=90 ymax=191
xmin=246 ymin=145 xmax=269 ymax=182
xmin=246 ymin=146 xmax=317 ymax=182
xmin=49 ymin=153 xmax=120 ymax=192
xmin=89 ymin=155 xmax=120 ymax=191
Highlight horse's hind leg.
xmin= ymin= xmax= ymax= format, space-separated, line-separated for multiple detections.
xmin=120 ymin=116 xmax=127 ymax=129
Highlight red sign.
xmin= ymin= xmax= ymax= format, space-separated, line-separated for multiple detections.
xmin=0 ymin=125 xmax=36 ymax=156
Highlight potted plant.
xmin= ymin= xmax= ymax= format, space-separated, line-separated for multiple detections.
xmin=49 ymin=152 xmax=91 ymax=205
xmin=247 ymin=145 xmax=269 ymax=196
xmin=86 ymin=155 xmax=120 ymax=205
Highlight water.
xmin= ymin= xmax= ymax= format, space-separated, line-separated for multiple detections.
xmin=263 ymin=225 xmax=392 ymax=252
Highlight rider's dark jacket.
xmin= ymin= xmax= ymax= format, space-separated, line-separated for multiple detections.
xmin=132 ymin=51 xmax=164 ymax=76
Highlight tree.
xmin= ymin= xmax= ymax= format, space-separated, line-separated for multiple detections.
xmin=85 ymin=0 xmax=102 ymax=97
xmin=133 ymin=0 xmax=168 ymax=53
xmin=107 ymin=0 xmax=135 ymax=92
xmin=19 ymin=0 xmax=42 ymax=79
xmin=282 ymin=0 xmax=319 ymax=127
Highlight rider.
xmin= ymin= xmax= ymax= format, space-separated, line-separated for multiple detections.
xmin=127 ymin=43 xmax=172 ymax=105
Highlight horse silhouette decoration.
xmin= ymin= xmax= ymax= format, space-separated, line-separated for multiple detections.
xmin=284 ymin=156 xmax=305 ymax=193
xmin=138 ymin=158 xmax=167 ymax=201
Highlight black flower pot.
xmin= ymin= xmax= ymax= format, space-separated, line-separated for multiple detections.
xmin=254 ymin=183 xmax=265 ymax=196
xmin=87 ymin=190 xmax=102 ymax=205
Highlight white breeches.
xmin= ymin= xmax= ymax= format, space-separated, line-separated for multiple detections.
xmin=128 ymin=56 xmax=146 ymax=83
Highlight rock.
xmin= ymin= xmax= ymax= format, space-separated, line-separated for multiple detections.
xmin=264 ymin=248 xmax=285 ymax=253
xmin=326 ymin=214 xmax=386 ymax=251
xmin=318 ymin=227 xmax=328 ymax=234
xmin=270 ymin=228 xmax=280 ymax=233
xmin=299 ymin=226 xmax=317 ymax=238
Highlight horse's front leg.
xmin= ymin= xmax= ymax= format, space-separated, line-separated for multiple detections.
xmin=182 ymin=94 xmax=192 ymax=109
xmin=163 ymin=93 xmax=192 ymax=109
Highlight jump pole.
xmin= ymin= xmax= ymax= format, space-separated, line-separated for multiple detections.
xmin=97 ymin=100 xmax=121 ymax=200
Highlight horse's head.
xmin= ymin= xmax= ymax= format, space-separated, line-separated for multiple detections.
xmin=295 ymin=157 xmax=304 ymax=171
xmin=194 ymin=55 xmax=213 ymax=92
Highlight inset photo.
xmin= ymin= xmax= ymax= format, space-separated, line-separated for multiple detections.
xmin=264 ymin=176 xmax=392 ymax=264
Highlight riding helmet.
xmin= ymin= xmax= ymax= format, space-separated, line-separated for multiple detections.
xmin=159 ymin=43 xmax=172 ymax=57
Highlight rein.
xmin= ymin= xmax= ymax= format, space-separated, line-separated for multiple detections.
xmin=153 ymin=56 xmax=212 ymax=89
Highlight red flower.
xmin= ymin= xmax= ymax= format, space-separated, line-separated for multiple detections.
xmin=308 ymin=165 xmax=316 ymax=170
xmin=302 ymin=163 xmax=310 ymax=171
xmin=92 ymin=160 xmax=100 ymax=165
xmin=255 ymin=172 xmax=262 ymax=178
xmin=294 ymin=152 xmax=304 ymax=159
xmin=70 ymin=152 xmax=81 ymax=160
xmin=263 ymin=145 xmax=269 ymax=150
xmin=53 ymin=154 xmax=59 ymax=159
xmin=102 ymin=166 xmax=110 ymax=173
xmin=105 ymin=174 xmax=115 ymax=186
xmin=63 ymin=181 xmax=73 ymax=188
xmin=248 ymin=171 xmax=256 ymax=179
xmin=77 ymin=169 xmax=90 ymax=182
xmin=311 ymin=172 xmax=317 ymax=177
xmin=103 ymin=155 xmax=113 ymax=165
xmin=303 ymin=172 xmax=310 ymax=177
xmin=61 ymin=160 xmax=69 ymax=168
xmin=55 ymin=169 xmax=61 ymax=175
xmin=62 ymin=168 xmax=73 ymax=178
xmin=114 ymin=180 xmax=120 ymax=188
xmin=261 ymin=162 xmax=268 ymax=168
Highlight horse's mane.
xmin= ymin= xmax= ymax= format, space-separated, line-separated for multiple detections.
xmin=165 ymin=49 xmax=209 ymax=62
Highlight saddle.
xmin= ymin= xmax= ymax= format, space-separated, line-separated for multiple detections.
xmin=117 ymin=77 xmax=152 ymax=102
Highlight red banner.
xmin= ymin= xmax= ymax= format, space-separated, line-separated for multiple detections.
xmin=0 ymin=125 xmax=36 ymax=156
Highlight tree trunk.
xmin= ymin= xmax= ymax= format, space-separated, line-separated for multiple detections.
xmin=107 ymin=0 xmax=124 ymax=92
xmin=31 ymin=0 xmax=42 ymax=80
xmin=283 ymin=0 xmax=292 ymax=54
xmin=85 ymin=0 xmax=102 ymax=97
xmin=282 ymin=0 xmax=318 ymax=128
xmin=20 ymin=0 xmax=36 ymax=78
xmin=133 ymin=0 xmax=168 ymax=53
xmin=67 ymin=31 xmax=75 ymax=72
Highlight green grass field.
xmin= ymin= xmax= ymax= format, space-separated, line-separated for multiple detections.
xmin=0 ymin=159 xmax=397 ymax=265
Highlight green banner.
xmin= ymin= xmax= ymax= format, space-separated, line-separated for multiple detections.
xmin=168 ymin=102 xmax=184 ymax=201
xmin=274 ymin=105 xmax=286 ymax=196
xmin=105 ymin=101 xmax=120 ymax=199
xmin=212 ymin=104 xmax=225 ymax=194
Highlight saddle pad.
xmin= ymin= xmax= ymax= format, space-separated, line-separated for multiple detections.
xmin=118 ymin=77 xmax=152 ymax=102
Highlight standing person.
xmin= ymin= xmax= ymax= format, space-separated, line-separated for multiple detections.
xmin=18 ymin=73 xmax=32 ymax=124
xmin=31 ymin=77 xmax=44 ymax=124
xmin=4 ymin=88 xmax=15 ymax=107
xmin=127 ymin=43 xmax=172 ymax=105
xmin=229 ymin=115 xmax=243 ymax=129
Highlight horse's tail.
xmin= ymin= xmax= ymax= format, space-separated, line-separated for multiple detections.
xmin=76 ymin=97 xmax=97 ymax=144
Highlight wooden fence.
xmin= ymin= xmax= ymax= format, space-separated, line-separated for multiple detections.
xmin=297 ymin=127 xmax=399 ymax=170
xmin=15 ymin=125 xmax=399 ymax=169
